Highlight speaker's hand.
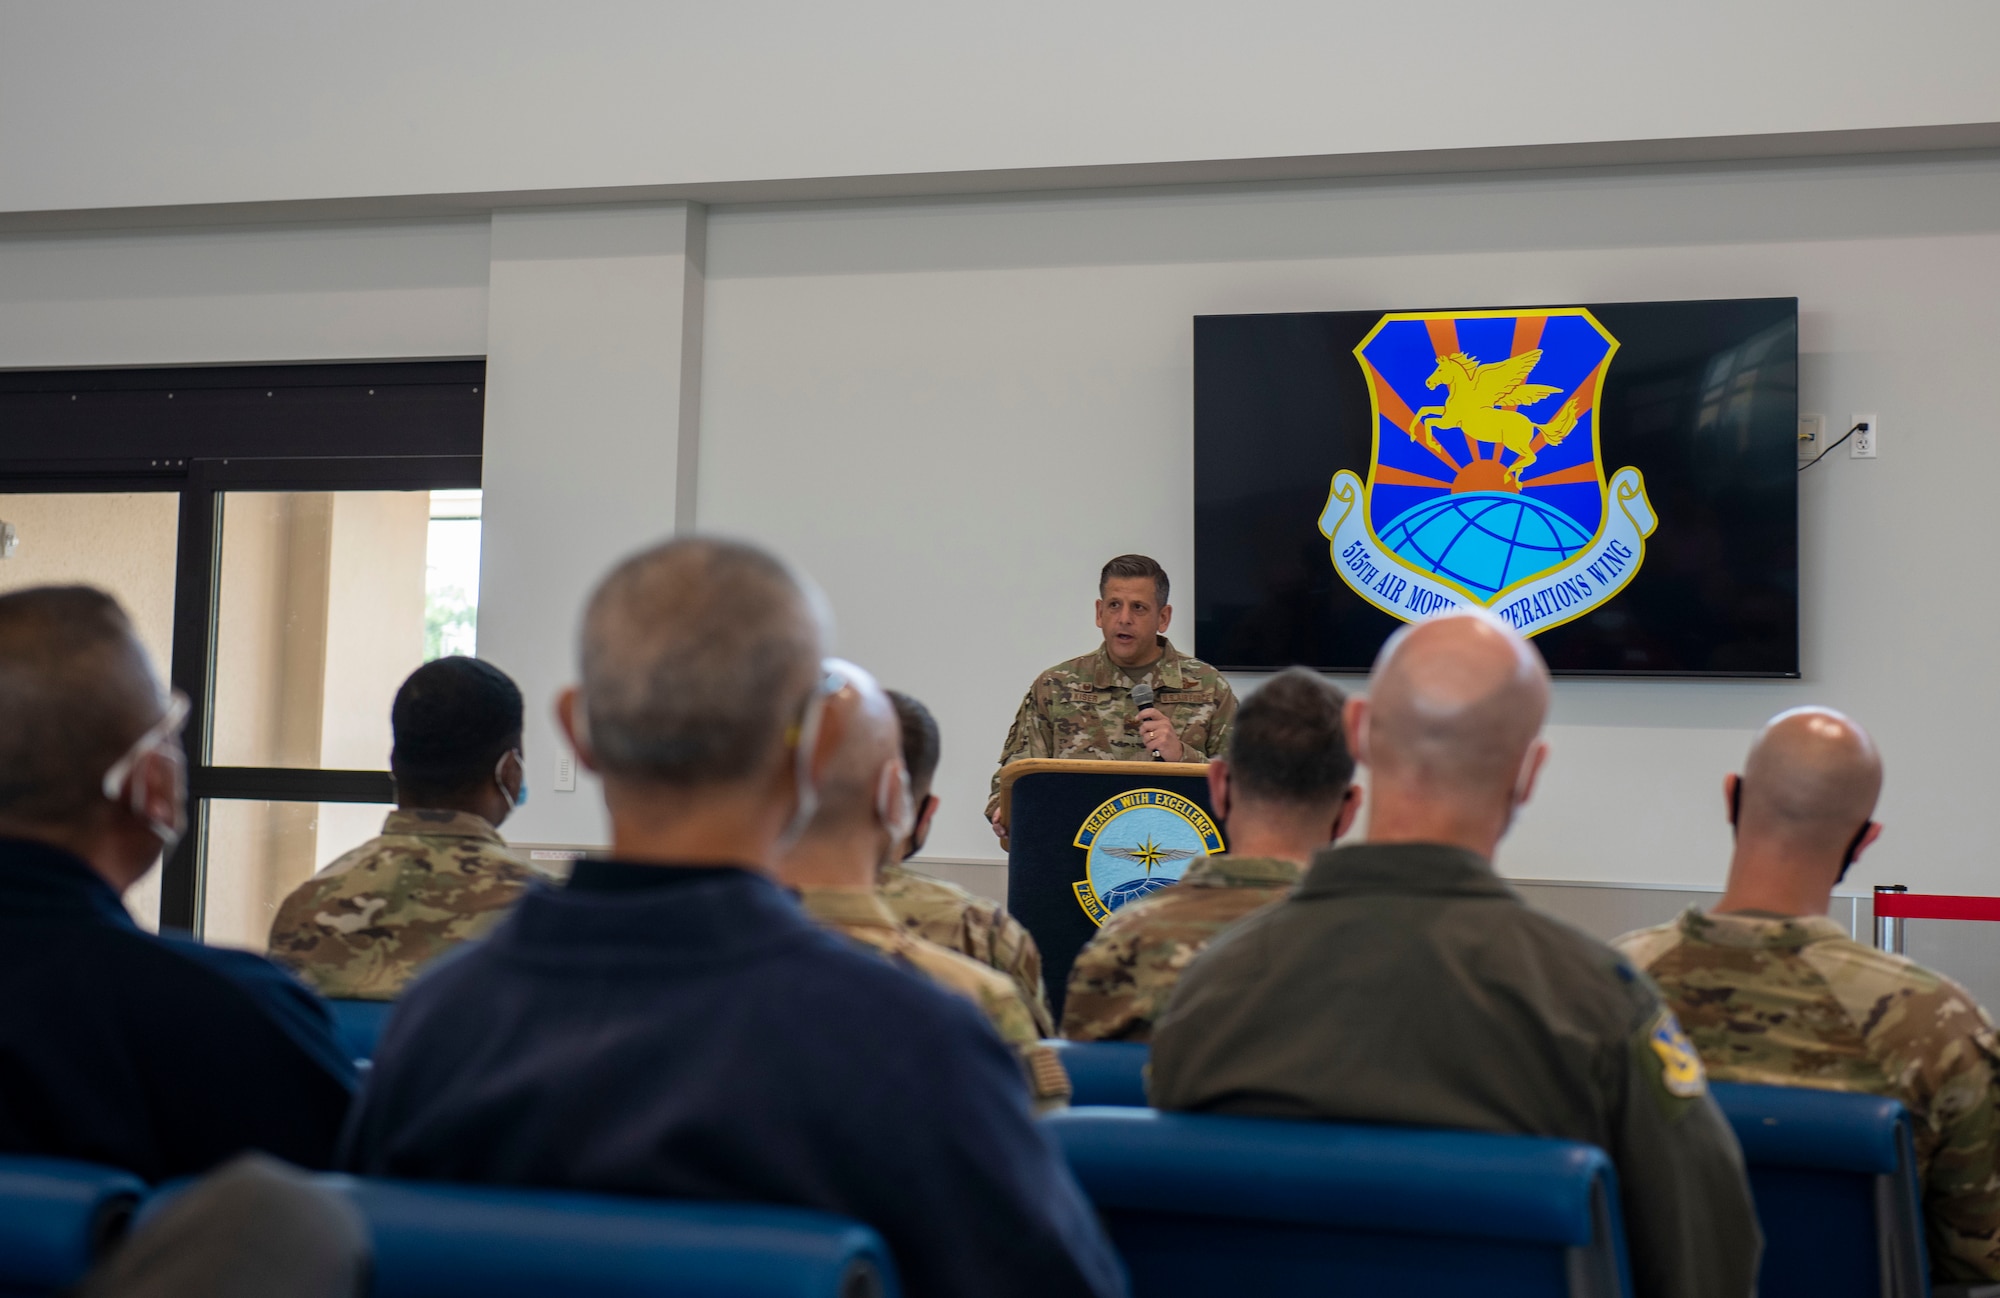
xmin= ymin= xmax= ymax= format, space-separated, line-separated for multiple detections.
xmin=1136 ymin=707 xmax=1185 ymax=762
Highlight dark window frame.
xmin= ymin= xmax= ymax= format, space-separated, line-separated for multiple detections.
xmin=0 ymin=360 xmax=485 ymax=932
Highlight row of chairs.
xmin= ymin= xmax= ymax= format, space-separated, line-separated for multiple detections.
xmin=1042 ymin=1040 xmax=1929 ymax=1298
xmin=0 ymin=1008 xmax=1925 ymax=1298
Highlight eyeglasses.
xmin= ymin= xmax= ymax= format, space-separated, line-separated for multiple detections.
xmin=101 ymin=691 xmax=191 ymax=803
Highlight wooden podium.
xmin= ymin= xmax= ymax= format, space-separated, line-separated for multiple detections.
xmin=997 ymin=758 xmax=1224 ymax=1023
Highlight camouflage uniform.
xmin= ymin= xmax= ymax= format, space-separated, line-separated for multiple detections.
xmin=1615 ymin=907 xmax=2000 ymax=1283
xmin=986 ymin=637 xmax=1237 ymax=821
xmin=1061 ymin=854 xmax=1298 ymax=1042
xmin=267 ymin=809 xmax=556 ymax=1001
xmin=878 ymin=862 xmax=1054 ymax=1035
xmin=798 ymin=888 xmax=1072 ymax=1112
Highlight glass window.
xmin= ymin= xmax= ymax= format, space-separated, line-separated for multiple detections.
xmin=198 ymin=798 xmax=394 ymax=951
xmin=0 ymin=491 xmax=179 ymax=929
xmin=208 ymin=489 xmax=482 ymax=770
xmin=427 ymin=489 xmax=481 ymax=658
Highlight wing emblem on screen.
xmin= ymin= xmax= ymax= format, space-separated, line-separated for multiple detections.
xmin=1070 ymin=789 xmax=1223 ymax=927
xmin=1318 ymin=307 xmax=1657 ymax=636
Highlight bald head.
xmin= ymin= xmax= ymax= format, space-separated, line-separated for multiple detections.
xmin=1364 ymin=613 xmax=1551 ymax=801
xmin=1735 ymin=708 xmax=1881 ymax=862
xmin=579 ymin=537 xmax=828 ymax=787
xmin=0 ymin=587 xmax=164 ymax=830
xmin=799 ymin=661 xmax=903 ymax=840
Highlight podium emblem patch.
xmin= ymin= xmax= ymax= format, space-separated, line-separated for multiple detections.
xmin=1072 ymin=789 xmax=1224 ymax=927
xmin=1319 ymin=307 xmax=1658 ymax=636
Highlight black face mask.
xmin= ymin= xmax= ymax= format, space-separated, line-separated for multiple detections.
xmin=901 ymin=793 xmax=937 ymax=861
xmin=1731 ymin=779 xmax=1872 ymax=882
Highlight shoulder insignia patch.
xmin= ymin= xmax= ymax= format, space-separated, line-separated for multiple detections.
xmin=1649 ymin=1010 xmax=1708 ymax=1098
xmin=1070 ymin=788 xmax=1225 ymax=926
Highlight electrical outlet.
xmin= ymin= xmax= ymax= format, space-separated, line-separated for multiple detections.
xmin=555 ymin=753 xmax=577 ymax=792
xmin=1798 ymin=413 xmax=1825 ymax=462
xmin=1851 ymin=412 xmax=1878 ymax=459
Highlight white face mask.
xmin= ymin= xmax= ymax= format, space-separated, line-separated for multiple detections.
xmin=100 ymin=691 xmax=191 ymax=855
xmin=876 ymin=758 xmax=915 ymax=847
xmin=773 ymin=672 xmax=837 ymax=854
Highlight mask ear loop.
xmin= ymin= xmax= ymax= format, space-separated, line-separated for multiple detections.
xmin=101 ymin=692 xmax=191 ymax=853
xmin=495 ymin=749 xmax=528 ymax=809
xmin=1836 ymin=820 xmax=1872 ymax=884
xmin=775 ymin=672 xmax=836 ymax=853
xmin=876 ymin=758 xmax=914 ymax=845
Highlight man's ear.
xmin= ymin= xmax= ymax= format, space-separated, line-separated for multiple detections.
xmin=1851 ymin=821 xmax=1884 ymax=863
xmin=555 ymin=688 xmax=598 ymax=773
xmin=1157 ymin=602 xmax=1173 ymax=633
xmin=906 ymin=793 xmax=939 ymax=858
xmin=1333 ymin=783 xmax=1364 ymax=841
xmin=1343 ymin=696 xmax=1371 ymax=768
xmin=1206 ymin=759 xmax=1231 ymax=822
xmin=1513 ymin=738 xmax=1549 ymax=807
xmin=1093 ymin=598 xmax=1107 ymax=630
xmin=1723 ymin=773 xmax=1741 ymax=829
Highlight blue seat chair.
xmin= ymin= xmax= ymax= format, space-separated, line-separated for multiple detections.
xmin=1710 ymin=1081 xmax=1927 ymax=1298
xmin=318 ymin=1177 xmax=899 ymax=1298
xmin=326 ymin=997 xmax=394 ymax=1063
xmin=1046 ymin=1106 xmax=1630 ymax=1298
xmin=1044 ymin=1039 xmax=1149 ymax=1106
xmin=0 ymin=1156 xmax=146 ymax=1297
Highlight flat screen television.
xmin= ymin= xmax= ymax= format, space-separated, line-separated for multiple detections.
xmin=1193 ymin=298 xmax=1799 ymax=677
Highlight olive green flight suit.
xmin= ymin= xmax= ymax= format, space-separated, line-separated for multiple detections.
xmin=1150 ymin=842 xmax=1760 ymax=1298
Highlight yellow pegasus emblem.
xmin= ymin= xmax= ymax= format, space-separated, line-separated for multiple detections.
xmin=1409 ymin=349 xmax=1582 ymax=486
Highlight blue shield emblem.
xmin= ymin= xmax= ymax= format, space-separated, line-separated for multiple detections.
xmin=1071 ymin=789 xmax=1224 ymax=927
xmin=1319 ymin=308 xmax=1659 ymax=635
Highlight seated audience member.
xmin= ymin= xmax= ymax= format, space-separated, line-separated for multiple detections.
xmin=0 ymin=587 xmax=353 ymax=1182
xmin=341 ymin=538 xmax=1124 ymax=1298
xmin=781 ymin=662 xmax=1070 ymax=1110
xmin=73 ymin=1155 xmax=367 ymax=1298
xmin=880 ymin=688 xmax=1053 ymax=1032
xmin=1615 ymin=708 xmax=2000 ymax=1284
xmin=1062 ymin=667 xmax=1360 ymax=1042
xmin=1148 ymin=612 xmax=1759 ymax=1298
xmin=268 ymin=656 xmax=554 ymax=999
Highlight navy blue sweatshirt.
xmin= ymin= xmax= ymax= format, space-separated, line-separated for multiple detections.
xmin=341 ymin=862 xmax=1125 ymax=1298
xmin=0 ymin=838 xmax=355 ymax=1182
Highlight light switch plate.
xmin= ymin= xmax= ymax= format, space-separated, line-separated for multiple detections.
xmin=555 ymin=753 xmax=577 ymax=792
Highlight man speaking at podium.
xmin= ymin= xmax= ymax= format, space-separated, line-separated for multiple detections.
xmin=987 ymin=555 xmax=1237 ymax=838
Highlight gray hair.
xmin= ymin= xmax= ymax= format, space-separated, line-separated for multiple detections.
xmin=0 ymin=586 xmax=162 ymax=827
xmin=579 ymin=536 xmax=829 ymax=786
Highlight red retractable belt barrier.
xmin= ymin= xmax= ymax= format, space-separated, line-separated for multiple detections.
xmin=1871 ymin=891 xmax=2000 ymax=922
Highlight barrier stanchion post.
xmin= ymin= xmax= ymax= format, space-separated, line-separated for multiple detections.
xmin=1874 ymin=885 xmax=1907 ymax=954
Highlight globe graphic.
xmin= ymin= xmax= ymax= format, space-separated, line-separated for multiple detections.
xmin=1375 ymin=491 xmax=1594 ymax=600
xmin=1102 ymin=876 xmax=1174 ymax=910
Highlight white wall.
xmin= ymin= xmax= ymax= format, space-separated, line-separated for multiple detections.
xmin=0 ymin=219 xmax=488 ymax=366
xmin=4 ymin=2 xmax=2000 ymax=213
xmin=479 ymin=204 xmax=706 ymax=849
xmin=4 ymin=154 xmax=2000 ymax=900
xmin=697 ymin=154 xmax=2000 ymax=893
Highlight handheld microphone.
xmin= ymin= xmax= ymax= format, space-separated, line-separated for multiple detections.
xmin=1131 ymin=683 xmax=1164 ymax=761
